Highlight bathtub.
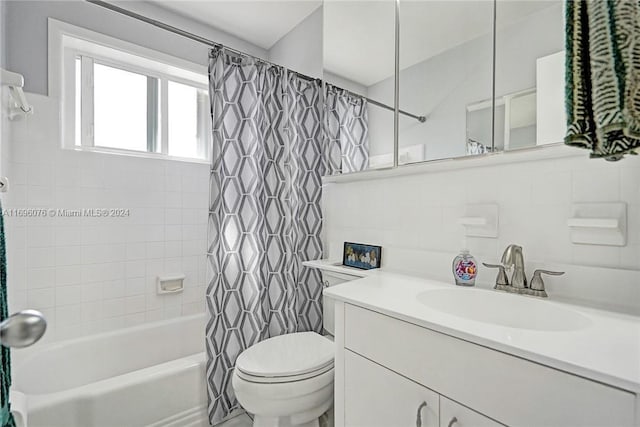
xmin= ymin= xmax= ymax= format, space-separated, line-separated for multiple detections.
xmin=12 ymin=314 xmax=208 ymax=427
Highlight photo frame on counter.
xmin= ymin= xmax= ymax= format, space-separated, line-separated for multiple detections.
xmin=342 ymin=242 xmax=382 ymax=270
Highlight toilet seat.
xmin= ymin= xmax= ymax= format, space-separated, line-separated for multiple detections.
xmin=235 ymin=332 xmax=334 ymax=384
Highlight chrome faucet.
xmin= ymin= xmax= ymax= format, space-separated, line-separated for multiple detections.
xmin=500 ymin=244 xmax=527 ymax=289
xmin=483 ymin=244 xmax=564 ymax=298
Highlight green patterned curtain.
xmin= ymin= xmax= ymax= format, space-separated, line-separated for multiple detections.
xmin=565 ymin=0 xmax=640 ymax=160
xmin=0 ymin=201 xmax=15 ymax=427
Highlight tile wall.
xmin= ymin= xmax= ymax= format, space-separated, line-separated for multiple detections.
xmin=3 ymin=94 xmax=209 ymax=342
xmin=323 ymin=151 xmax=640 ymax=312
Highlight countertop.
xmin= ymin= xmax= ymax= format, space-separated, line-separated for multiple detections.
xmin=315 ymin=264 xmax=640 ymax=394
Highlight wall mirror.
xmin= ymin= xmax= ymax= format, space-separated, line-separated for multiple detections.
xmin=494 ymin=0 xmax=565 ymax=152
xmin=323 ymin=0 xmax=396 ymax=175
xmin=321 ymin=0 xmax=567 ymax=175
xmin=398 ymin=0 xmax=494 ymax=164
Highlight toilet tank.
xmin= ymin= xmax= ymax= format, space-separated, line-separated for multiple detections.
xmin=322 ymin=270 xmax=361 ymax=336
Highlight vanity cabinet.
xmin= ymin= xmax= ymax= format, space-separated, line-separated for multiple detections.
xmin=440 ymin=397 xmax=502 ymax=427
xmin=336 ymin=302 xmax=637 ymax=427
xmin=344 ymin=350 xmax=439 ymax=427
xmin=344 ymin=349 xmax=500 ymax=427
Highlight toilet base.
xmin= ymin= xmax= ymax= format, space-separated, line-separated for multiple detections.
xmin=253 ymin=416 xmax=319 ymax=427
xmin=251 ymin=401 xmax=333 ymax=427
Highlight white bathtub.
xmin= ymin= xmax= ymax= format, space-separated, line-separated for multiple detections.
xmin=12 ymin=314 xmax=208 ymax=427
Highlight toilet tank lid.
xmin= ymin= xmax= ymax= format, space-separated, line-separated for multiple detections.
xmin=235 ymin=332 xmax=333 ymax=378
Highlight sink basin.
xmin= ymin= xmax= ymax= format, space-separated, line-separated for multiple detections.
xmin=416 ymin=288 xmax=591 ymax=331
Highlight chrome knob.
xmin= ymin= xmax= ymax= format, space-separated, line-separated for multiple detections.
xmin=0 ymin=309 xmax=47 ymax=348
xmin=530 ymin=269 xmax=565 ymax=295
xmin=483 ymin=263 xmax=509 ymax=287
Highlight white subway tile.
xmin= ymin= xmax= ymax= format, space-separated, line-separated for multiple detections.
xmin=164 ymin=241 xmax=182 ymax=258
xmin=164 ymin=209 xmax=182 ymax=225
xmin=125 ymin=277 xmax=145 ymax=296
xmin=103 ymin=298 xmax=125 ymax=318
xmin=182 ymin=301 xmax=205 ymax=315
xmin=125 ymin=295 xmax=146 ymax=314
xmin=572 ymin=167 xmax=620 ymax=202
xmin=81 ymin=282 xmax=103 ymax=302
xmin=125 ymin=261 xmax=146 ymax=278
xmin=81 ymin=301 xmax=104 ymax=322
xmin=126 ymin=243 xmax=146 ymax=260
xmin=27 ymin=288 xmax=55 ymax=309
xmin=55 ymin=304 xmax=82 ymax=326
xmin=102 ymin=280 xmax=125 ymax=299
xmin=55 ymin=246 xmax=81 ymax=266
xmin=27 ymin=248 xmax=56 ymax=268
xmin=146 ymin=242 xmax=164 ymax=259
xmin=54 ymin=284 xmax=82 ymax=306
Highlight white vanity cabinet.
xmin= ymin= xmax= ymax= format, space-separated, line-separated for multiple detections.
xmin=335 ymin=302 xmax=638 ymax=427
xmin=440 ymin=397 xmax=502 ymax=427
xmin=344 ymin=349 xmax=500 ymax=427
xmin=344 ymin=350 xmax=439 ymax=427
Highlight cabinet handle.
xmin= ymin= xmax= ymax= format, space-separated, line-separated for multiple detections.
xmin=447 ymin=417 xmax=458 ymax=427
xmin=415 ymin=401 xmax=428 ymax=427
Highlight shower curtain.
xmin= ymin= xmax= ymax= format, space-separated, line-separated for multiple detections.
xmin=324 ymin=83 xmax=370 ymax=174
xmin=206 ymin=46 xmax=324 ymax=425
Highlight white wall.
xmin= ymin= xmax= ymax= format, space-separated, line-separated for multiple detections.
xmin=323 ymin=71 xmax=368 ymax=96
xmin=4 ymin=0 xmax=267 ymax=95
xmin=4 ymin=95 xmax=209 ymax=342
xmin=323 ymin=151 xmax=640 ymax=314
xmin=268 ymin=7 xmax=323 ymax=78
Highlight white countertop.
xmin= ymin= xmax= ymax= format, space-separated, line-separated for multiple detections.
xmin=320 ymin=267 xmax=640 ymax=393
xmin=302 ymin=259 xmax=374 ymax=278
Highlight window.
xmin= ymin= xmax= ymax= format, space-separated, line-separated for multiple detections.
xmin=51 ymin=19 xmax=211 ymax=162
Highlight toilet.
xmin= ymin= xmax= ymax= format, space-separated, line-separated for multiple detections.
xmin=232 ymin=267 xmax=362 ymax=427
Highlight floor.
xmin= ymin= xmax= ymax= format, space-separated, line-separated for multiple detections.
xmin=217 ymin=409 xmax=333 ymax=427
xmin=218 ymin=413 xmax=253 ymax=427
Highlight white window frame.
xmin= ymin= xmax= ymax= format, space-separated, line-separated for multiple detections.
xmin=48 ymin=18 xmax=211 ymax=163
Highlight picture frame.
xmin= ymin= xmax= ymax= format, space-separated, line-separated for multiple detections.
xmin=342 ymin=242 xmax=382 ymax=270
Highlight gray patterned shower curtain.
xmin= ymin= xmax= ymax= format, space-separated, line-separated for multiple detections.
xmin=324 ymin=83 xmax=370 ymax=174
xmin=205 ymin=46 xmax=324 ymax=425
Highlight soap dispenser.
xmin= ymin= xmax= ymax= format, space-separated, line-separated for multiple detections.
xmin=452 ymin=248 xmax=477 ymax=286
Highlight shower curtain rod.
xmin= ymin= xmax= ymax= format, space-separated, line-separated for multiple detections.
xmin=86 ymin=0 xmax=427 ymax=123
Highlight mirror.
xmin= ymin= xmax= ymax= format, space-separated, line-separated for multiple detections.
xmin=322 ymin=0 xmax=567 ymax=174
xmin=495 ymin=0 xmax=565 ymax=151
xmin=323 ymin=0 xmax=396 ymax=174
xmin=398 ymin=0 xmax=495 ymax=164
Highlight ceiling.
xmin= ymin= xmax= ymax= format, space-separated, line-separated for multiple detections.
xmin=151 ymin=0 xmax=322 ymax=50
xmin=148 ymin=0 xmax=560 ymax=87
xmin=325 ymin=0 xmax=561 ymax=87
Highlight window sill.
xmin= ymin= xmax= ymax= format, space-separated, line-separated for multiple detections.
xmin=65 ymin=146 xmax=210 ymax=165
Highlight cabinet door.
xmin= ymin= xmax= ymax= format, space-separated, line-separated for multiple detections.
xmin=439 ymin=397 xmax=502 ymax=427
xmin=344 ymin=350 xmax=439 ymax=427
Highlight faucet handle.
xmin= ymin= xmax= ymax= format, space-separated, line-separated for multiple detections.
xmin=530 ymin=269 xmax=565 ymax=292
xmin=482 ymin=263 xmax=509 ymax=287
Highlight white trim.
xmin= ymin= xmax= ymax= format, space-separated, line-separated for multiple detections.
xmin=80 ymin=55 xmax=94 ymax=148
xmin=48 ymin=18 xmax=206 ymax=99
xmin=48 ymin=18 xmax=211 ymax=162
xmin=160 ymin=78 xmax=169 ymax=155
xmin=65 ymin=146 xmax=210 ymax=165
xmin=322 ymin=143 xmax=585 ymax=184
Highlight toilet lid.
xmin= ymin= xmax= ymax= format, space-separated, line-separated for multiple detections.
xmin=235 ymin=332 xmax=334 ymax=379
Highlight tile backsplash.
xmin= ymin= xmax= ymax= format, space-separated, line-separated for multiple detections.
xmin=3 ymin=94 xmax=208 ymax=342
xmin=323 ymin=151 xmax=640 ymax=312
